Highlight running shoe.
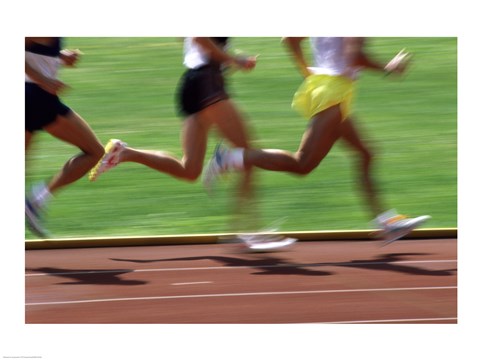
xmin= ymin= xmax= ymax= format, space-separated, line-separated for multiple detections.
xmin=375 ymin=209 xmax=431 ymax=246
xmin=25 ymin=198 xmax=50 ymax=238
xmin=237 ymin=227 xmax=297 ymax=252
xmin=202 ymin=143 xmax=229 ymax=193
xmin=385 ymin=48 xmax=412 ymax=75
xmin=89 ymin=139 xmax=126 ymax=181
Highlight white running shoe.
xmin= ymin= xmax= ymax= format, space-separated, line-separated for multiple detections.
xmin=202 ymin=143 xmax=229 ymax=193
xmin=25 ymin=198 xmax=50 ymax=238
xmin=25 ymin=183 xmax=52 ymax=238
xmin=376 ymin=209 xmax=431 ymax=246
xmin=89 ymin=139 xmax=126 ymax=181
xmin=237 ymin=229 xmax=297 ymax=252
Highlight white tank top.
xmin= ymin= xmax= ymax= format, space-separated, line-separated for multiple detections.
xmin=25 ymin=52 xmax=61 ymax=82
xmin=183 ymin=37 xmax=208 ymax=69
xmin=25 ymin=39 xmax=62 ymax=83
xmin=309 ymin=37 xmax=358 ymax=79
xmin=183 ymin=37 xmax=229 ymax=69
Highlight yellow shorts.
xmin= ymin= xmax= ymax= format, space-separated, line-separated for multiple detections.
xmin=291 ymin=74 xmax=355 ymax=120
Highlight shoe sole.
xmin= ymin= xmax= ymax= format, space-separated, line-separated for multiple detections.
xmin=246 ymin=237 xmax=297 ymax=252
xmin=236 ymin=233 xmax=297 ymax=252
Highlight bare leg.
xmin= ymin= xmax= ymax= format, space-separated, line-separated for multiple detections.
xmin=339 ymin=117 xmax=384 ymax=217
xmin=202 ymin=99 xmax=257 ymax=231
xmin=25 ymin=131 xmax=33 ymax=151
xmin=118 ymin=115 xmax=209 ymax=181
xmin=243 ymin=104 xmax=344 ymax=175
xmin=43 ymin=111 xmax=104 ymax=194
xmin=25 ymin=131 xmax=35 ymax=183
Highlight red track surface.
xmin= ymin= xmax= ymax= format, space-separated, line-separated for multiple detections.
xmin=25 ymin=238 xmax=457 ymax=324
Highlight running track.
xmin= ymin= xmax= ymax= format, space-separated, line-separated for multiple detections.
xmin=25 ymin=238 xmax=457 ymax=324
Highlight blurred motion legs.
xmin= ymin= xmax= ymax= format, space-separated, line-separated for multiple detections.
xmin=25 ymin=112 xmax=104 ymax=237
xmin=339 ymin=117 xmax=383 ymax=218
xmin=43 ymin=111 xmax=104 ymax=192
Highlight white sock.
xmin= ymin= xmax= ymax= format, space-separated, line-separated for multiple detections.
xmin=227 ymin=148 xmax=245 ymax=170
xmin=32 ymin=183 xmax=52 ymax=208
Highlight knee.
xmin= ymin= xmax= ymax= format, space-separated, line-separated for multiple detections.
xmin=294 ymin=153 xmax=317 ymax=176
xmin=184 ymin=167 xmax=202 ymax=182
xmin=91 ymin=142 xmax=105 ymax=163
xmin=296 ymin=163 xmax=315 ymax=176
xmin=361 ymin=149 xmax=374 ymax=167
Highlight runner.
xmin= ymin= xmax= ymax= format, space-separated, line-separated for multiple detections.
xmin=25 ymin=37 xmax=104 ymax=237
xmin=89 ymin=37 xmax=290 ymax=250
xmin=203 ymin=37 xmax=430 ymax=244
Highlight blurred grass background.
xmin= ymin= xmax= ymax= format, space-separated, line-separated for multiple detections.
xmin=25 ymin=37 xmax=457 ymax=239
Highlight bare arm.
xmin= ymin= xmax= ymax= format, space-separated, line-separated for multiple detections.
xmin=193 ymin=37 xmax=256 ymax=70
xmin=344 ymin=37 xmax=410 ymax=74
xmin=282 ymin=37 xmax=311 ymax=78
xmin=344 ymin=37 xmax=384 ymax=71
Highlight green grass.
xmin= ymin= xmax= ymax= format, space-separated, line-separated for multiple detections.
xmin=25 ymin=37 xmax=457 ymax=239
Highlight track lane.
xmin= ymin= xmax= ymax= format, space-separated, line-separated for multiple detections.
xmin=25 ymin=239 xmax=457 ymax=323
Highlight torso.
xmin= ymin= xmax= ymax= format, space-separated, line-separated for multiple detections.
xmin=309 ymin=37 xmax=358 ymax=79
xmin=183 ymin=37 xmax=229 ymax=69
xmin=25 ymin=37 xmax=62 ymax=82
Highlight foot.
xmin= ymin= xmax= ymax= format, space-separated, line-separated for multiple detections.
xmin=376 ymin=209 xmax=431 ymax=246
xmin=89 ymin=139 xmax=126 ymax=181
xmin=202 ymin=143 xmax=230 ymax=193
xmin=237 ymin=230 xmax=297 ymax=252
xmin=25 ymin=198 xmax=50 ymax=238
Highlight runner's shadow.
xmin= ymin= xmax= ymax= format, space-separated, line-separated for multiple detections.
xmin=26 ymin=267 xmax=147 ymax=286
xmin=110 ymin=255 xmax=332 ymax=276
xmin=110 ymin=252 xmax=456 ymax=277
xmin=335 ymin=253 xmax=456 ymax=276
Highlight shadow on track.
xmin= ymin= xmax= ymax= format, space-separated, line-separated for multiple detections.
xmin=110 ymin=255 xmax=333 ymax=276
xmin=26 ymin=267 xmax=147 ymax=285
xmin=109 ymin=252 xmax=456 ymax=277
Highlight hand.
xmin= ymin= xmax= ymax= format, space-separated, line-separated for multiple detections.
xmin=384 ymin=49 xmax=411 ymax=75
xmin=60 ymin=49 xmax=82 ymax=67
xmin=234 ymin=55 xmax=257 ymax=71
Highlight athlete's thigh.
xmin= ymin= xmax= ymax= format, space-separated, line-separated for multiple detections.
xmin=44 ymin=111 xmax=102 ymax=154
xmin=181 ymin=115 xmax=209 ymax=172
xmin=339 ymin=117 xmax=371 ymax=154
xmin=25 ymin=131 xmax=33 ymax=151
xmin=203 ymin=99 xmax=251 ymax=149
xmin=297 ymin=104 xmax=343 ymax=166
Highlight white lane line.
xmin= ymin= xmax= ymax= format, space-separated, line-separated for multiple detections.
xmin=25 ymin=259 xmax=457 ymax=277
xmin=25 ymin=285 xmax=456 ymax=306
xmin=307 ymin=317 xmax=457 ymax=324
xmin=171 ymin=281 xmax=212 ymax=286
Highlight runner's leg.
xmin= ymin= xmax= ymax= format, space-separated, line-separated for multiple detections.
xmin=339 ymin=116 xmax=384 ymax=217
xmin=118 ymin=115 xmax=209 ymax=181
xmin=201 ymin=99 xmax=257 ymax=231
xmin=243 ymin=104 xmax=344 ymax=175
xmin=44 ymin=111 xmax=104 ymax=193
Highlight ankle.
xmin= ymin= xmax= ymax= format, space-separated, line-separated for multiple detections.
xmin=31 ymin=182 xmax=52 ymax=208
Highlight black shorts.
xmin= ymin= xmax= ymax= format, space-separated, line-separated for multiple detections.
xmin=176 ymin=64 xmax=229 ymax=116
xmin=25 ymin=82 xmax=71 ymax=132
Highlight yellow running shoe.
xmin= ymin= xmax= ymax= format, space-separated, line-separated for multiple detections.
xmin=89 ymin=139 xmax=126 ymax=181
